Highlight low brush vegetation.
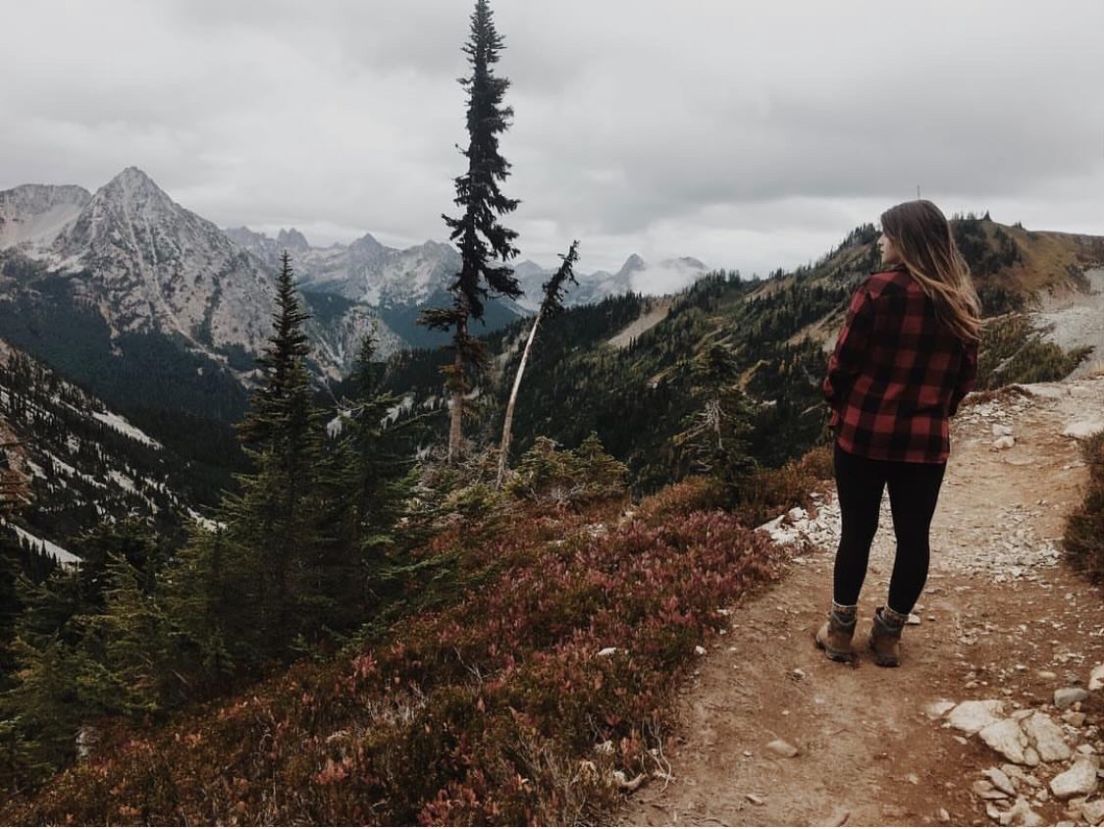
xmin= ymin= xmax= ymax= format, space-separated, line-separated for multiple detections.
xmin=1064 ymin=431 xmax=1104 ymax=583
xmin=977 ymin=314 xmax=1091 ymax=389
xmin=0 ymin=444 xmax=799 ymax=826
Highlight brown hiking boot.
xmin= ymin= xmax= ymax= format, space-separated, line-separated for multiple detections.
xmin=869 ymin=605 xmax=909 ymax=667
xmin=814 ymin=602 xmax=857 ymax=662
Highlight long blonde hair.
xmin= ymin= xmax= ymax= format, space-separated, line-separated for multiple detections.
xmin=881 ymin=200 xmax=982 ymax=343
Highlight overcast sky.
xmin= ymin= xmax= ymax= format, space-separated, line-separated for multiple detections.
xmin=4 ymin=0 xmax=1103 ymax=280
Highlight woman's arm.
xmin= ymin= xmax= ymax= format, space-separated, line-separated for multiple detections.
xmin=949 ymin=339 xmax=979 ymax=416
xmin=822 ymin=284 xmax=875 ymax=408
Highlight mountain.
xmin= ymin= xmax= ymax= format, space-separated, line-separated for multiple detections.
xmin=486 ymin=253 xmax=709 ymax=312
xmin=0 ymin=169 xmax=407 ymax=436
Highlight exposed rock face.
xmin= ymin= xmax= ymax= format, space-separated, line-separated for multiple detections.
xmin=0 ymin=184 xmax=90 ymax=253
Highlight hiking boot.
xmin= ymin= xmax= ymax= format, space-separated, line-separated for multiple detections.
xmin=869 ymin=605 xmax=909 ymax=667
xmin=814 ymin=601 xmax=857 ymax=662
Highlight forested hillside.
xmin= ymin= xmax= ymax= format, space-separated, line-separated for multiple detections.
xmin=375 ymin=216 xmax=1104 ymax=494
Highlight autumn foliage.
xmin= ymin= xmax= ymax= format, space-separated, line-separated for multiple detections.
xmin=1 ymin=477 xmax=786 ymax=826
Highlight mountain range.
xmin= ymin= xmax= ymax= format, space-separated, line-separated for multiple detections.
xmin=0 ymin=167 xmax=709 ymax=400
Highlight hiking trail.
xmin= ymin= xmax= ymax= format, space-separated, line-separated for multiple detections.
xmin=621 ymin=374 xmax=1104 ymax=827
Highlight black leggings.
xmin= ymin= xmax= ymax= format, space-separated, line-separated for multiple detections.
xmin=832 ymin=442 xmax=946 ymax=614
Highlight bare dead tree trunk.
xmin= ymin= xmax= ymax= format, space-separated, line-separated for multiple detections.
xmin=496 ymin=309 xmax=544 ymax=488
xmin=447 ymin=317 xmax=468 ymax=464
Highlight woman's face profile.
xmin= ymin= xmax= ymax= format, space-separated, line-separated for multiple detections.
xmin=878 ymin=232 xmax=901 ymax=266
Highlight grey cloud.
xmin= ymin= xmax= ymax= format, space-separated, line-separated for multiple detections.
xmin=2 ymin=0 xmax=1102 ymax=282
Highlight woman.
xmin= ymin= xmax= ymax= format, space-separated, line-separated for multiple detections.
xmin=815 ymin=200 xmax=980 ymax=667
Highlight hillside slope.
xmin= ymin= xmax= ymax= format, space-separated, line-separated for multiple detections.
xmin=0 ymin=338 xmax=202 ymax=564
xmin=622 ymin=374 xmax=1104 ymax=827
xmin=381 ymin=217 xmax=1104 ymax=492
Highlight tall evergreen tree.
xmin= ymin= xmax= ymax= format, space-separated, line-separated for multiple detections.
xmin=673 ymin=344 xmax=756 ymax=492
xmin=496 ymin=241 xmax=579 ymax=488
xmin=421 ymin=0 xmax=523 ymax=463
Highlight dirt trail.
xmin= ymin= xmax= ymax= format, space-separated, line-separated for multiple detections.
xmin=621 ymin=376 xmax=1104 ymax=827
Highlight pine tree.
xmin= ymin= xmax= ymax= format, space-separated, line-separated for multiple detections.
xmin=315 ymin=332 xmax=417 ymax=631
xmin=496 ymin=241 xmax=579 ymax=488
xmin=673 ymin=345 xmax=756 ymax=492
xmin=224 ymin=251 xmax=325 ymax=659
xmin=421 ymin=0 xmax=523 ymax=463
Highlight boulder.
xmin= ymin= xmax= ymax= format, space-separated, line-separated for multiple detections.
xmin=1049 ymin=757 xmax=1100 ymax=800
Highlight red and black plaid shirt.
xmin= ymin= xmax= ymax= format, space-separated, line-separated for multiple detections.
xmin=822 ymin=265 xmax=978 ymax=464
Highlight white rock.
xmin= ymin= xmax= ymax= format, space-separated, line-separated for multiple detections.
xmin=948 ymin=699 xmax=1005 ymax=735
xmin=998 ymin=797 xmax=1045 ymax=826
xmin=597 ymin=647 xmax=619 ymax=657
xmin=927 ymin=699 xmax=957 ymax=719
xmin=937 ymin=807 xmax=951 ymax=822
xmin=907 ymin=613 xmax=922 ymax=625
xmin=766 ymin=738 xmax=800 ymax=758
xmin=1064 ymin=420 xmax=1104 ymax=440
xmin=992 ymin=424 xmax=1015 ymax=437
xmin=980 ymin=719 xmax=1029 ymax=765
xmin=694 ymin=645 xmax=707 ymax=656
xmin=986 ymin=767 xmax=1018 ymax=795
xmin=1022 ymin=712 xmax=1072 ymax=762
xmin=1081 ymin=799 xmax=1104 ymax=826
xmin=994 ymin=435 xmax=1016 ymax=450
xmin=1050 ymin=757 xmax=1100 ymax=799
xmin=746 ymin=793 xmax=764 ymax=805
xmin=1055 ymin=687 xmax=1090 ymax=709
xmin=1089 ymin=665 xmax=1104 ymax=692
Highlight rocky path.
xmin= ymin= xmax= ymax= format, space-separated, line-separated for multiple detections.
xmin=621 ymin=376 xmax=1104 ymax=827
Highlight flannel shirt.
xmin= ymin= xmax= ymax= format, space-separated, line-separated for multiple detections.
xmin=822 ymin=265 xmax=978 ymax=464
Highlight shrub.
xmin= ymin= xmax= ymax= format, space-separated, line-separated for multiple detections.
xmin=2 ymin=498 xmax=784 ymax=826
xmin=1064 ymin=432 xmax=1104 ymax=582
xmin=977 ymin=315 xmax=1090 ymax=389
xmin=730 ymin=444 xmax=834 ymax=527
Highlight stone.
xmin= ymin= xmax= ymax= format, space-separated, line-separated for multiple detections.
xmin=597 ymin=647 xmax=619 ymax=657
xmin=1055 ymin=687 xmax=1090 ymax=709
xmin=986 ymin=767 xmax=1018 ymax=795
xmin=948 ymin=699 xmax=1006 ymax=735
xmin=1081 ymin=799 xmax=1104 ymax=825
xmin=766 ymin=738 xmax=800 ymax=758
xmin=907 ymin=613 xmax=922 ymax=625
xmin=1063 ymin=711 xmax=1088 ymax=728
xmin=975 ymin=779 xmax=1009 ymax=800
xmin=746 ymin=793 xmax=764 ymax=805
xmin=1064 ymin=420 xmax=1104 ymax=440
xmin=1050 ymin=757 xmax=1100 ymax=799
xmin=998 ymin=797 xmax=1045 ymax=826
xmin=1090 ymin=665 xmax=1104 ymax=692
xmin=980 ymin=719 xmax=1029 ymax=765
xmin=927 ymin=699 xmax=957 ymax=719
xmin=1038 ymin=670 xmax=1058 ymax=681
xmin=994 ymin=435 xmax=1016 ymax=450
xmin=937 ymin=807 xmax=951 ymax=823
xmin=694 ymin=645 xmax=707 ymax=656
xmin=1023 ymin=747 xmax=1041 ymax=767
xmin=1022 ymin=711 xmax=1072 ymax=762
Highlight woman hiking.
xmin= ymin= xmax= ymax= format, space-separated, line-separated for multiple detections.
xmin=816 ymin=200 xmax=981 ymax=667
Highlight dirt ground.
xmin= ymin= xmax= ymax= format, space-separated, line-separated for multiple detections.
xmin=620 ymin=376 xmax=1104 ymax=827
